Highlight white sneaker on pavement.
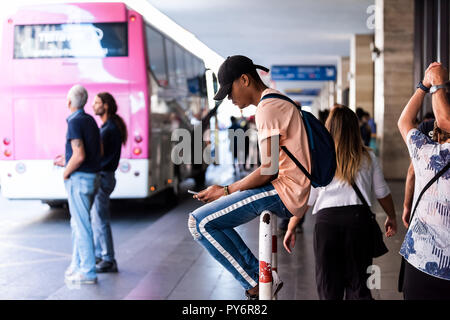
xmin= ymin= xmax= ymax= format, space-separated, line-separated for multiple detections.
xmin=64 ymin=266 xmax=76 ymax=277
xmin=65 ymin=272 xmax=97 ymax=285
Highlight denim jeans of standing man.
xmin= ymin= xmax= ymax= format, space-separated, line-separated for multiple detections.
xmin=91 ymin=171 xmax=116 ymax=263
xmin=188 ymin=184 xmax=292 ymax=290
xmin=65 ymin=172 xmax=99 ymax=280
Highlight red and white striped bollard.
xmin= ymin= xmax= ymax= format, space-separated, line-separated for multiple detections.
xmin=259 ymin=210 xmax=278 ymax=300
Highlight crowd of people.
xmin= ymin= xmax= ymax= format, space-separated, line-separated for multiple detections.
xmin=189 ymin=55 xmax=449 ymax=300
xmin=228 ymin=115 xmax=259 ymax=176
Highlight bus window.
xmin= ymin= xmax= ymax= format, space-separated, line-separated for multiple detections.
xmin=195 ymin=57 xmax=205 ymax=77
xmin=14 ymin=23 xmax=128 ymax=59
xmin=184 ymin=52 xmax=194 ymax=80
xmin=145 ymin=26 xmax=168 ymax=87
xmin=175 ymin=45 xmax=186 ymax=89
xmin=165 ymin=39 xmax=176 ymax=87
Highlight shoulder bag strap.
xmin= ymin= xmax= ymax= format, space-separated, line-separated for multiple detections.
xmin=351 ymin=182 xmax=370 ymax=209
xmin=407 ymin=161 xmax=450 ymax=228
xmin=398 ymin=161 xmax=449 ymax=293
xmin=353 ymin=162 xmax=450 ymax=225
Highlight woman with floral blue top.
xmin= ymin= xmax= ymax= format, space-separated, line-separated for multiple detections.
xmin=397 ymin=62 xmax=450 ymax=300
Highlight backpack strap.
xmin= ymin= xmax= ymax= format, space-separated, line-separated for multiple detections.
xmin=260 ymin=93 xmax=312 ymax=182
xmin=260 ymin=93 xmax=302 ymax=112
xmin=280 ymin=145 xmax=313 ymax=183
xmin=260 ymin=93 xmax=318 ymax=150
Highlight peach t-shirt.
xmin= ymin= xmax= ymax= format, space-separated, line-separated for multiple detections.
xmin=255 ymin=88 xmax=311 ymax=218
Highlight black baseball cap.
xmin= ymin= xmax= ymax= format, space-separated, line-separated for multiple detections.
xmin=213 ymin=55 xmax=269 ymax=100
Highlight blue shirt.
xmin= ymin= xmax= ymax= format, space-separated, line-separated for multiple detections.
xmin=399 ymin=129 xmax=450 ymax=280
xmin=65 ymin=109 xmax=101 ymax=173
xmin=100 ymin=118 xmax=122 ymax=172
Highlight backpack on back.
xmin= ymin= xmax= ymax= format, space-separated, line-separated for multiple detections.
xmin=259 ymin=93 xmax=336 ymax=188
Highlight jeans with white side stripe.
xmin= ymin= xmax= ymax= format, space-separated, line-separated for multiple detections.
xmin=188 ymin=184 xmax=292 ymax=290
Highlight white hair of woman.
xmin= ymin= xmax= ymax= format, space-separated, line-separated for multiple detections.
xmin=67 ymin=84 xmax=88 ymax=109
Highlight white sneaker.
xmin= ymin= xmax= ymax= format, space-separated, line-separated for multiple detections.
xmin=65 ymin=266 xmax=76 ymax=277
xmin=272 ymin=270 xmax=283 ymax=298
xmin=65 ymin=272 xmax=97 ymax=285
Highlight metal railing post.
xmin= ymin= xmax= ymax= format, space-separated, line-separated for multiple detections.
xmin=271 ymin=215 xmax=278 ymax=300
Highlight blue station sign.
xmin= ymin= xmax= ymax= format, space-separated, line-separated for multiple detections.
xmin=271 ymin=65 xmax=337 ymax=81
xmin=297 ymin=100 xmax=313 ymax=106
xmin=284 ymin=88 xmax=321 ymax=96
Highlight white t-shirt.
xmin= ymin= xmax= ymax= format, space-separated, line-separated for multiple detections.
xmin=307 ymin=151 xmax=390 ymax=214
xmin=399 ymin=129 xmax=450 ymax=281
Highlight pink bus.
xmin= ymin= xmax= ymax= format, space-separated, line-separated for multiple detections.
xmin=0 ymin=2 xmax=211 ymax=206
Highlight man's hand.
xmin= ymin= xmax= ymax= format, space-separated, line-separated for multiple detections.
xmin=53 ymin=155 xmax=65 ymax=167
xmin=283 ymin=229 xmax=296 ymax=254
xmin=283 ymin=215 xmax=304 ymax=253
xmin=425 ymin=62 xmax=449 ymax=86
xmin=402 ymin=207 xmax=411 ymax=229
xmin=194 ymin=185 xmax=226 ymax=203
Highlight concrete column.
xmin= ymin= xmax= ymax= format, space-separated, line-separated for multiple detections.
xmin=374 ymin=0 xmax=414 ymax=179
xmin=337 ymin=56 xmax=349 ymax=104
xmin=327 ymin=81 xmax=336 ymax=108
xmin=312 ymin=81 xmax=336 ymax=114
xmin=350 ymin=34 xmax=375 ymax=115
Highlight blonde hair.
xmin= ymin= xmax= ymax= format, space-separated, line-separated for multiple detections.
xmin=325 ymin=104 xmax=371 ymax=185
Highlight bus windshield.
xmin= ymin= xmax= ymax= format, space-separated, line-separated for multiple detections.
xmin=14 ymin=22 xmax=128 ymax=59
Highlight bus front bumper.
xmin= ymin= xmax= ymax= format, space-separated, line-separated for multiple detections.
xmin=0 ymin=160 xmax=150 ymax=200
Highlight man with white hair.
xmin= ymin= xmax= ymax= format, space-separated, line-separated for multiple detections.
xmin=55 ymin=84 xmax=101 ymax=284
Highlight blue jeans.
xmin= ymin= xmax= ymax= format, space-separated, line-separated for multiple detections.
xmin=65 ymin=172 xmax=99 ymax=279
xmin=188 ymin=184 xmax=292 ymax=290
xmin=91 ymin=171 xmax=116 ymax=262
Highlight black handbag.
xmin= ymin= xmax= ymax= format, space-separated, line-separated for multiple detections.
xmin=351 ymin=183 xmax=389 ymax=258
xmin=397 ymin=162 xmax=450 ymax=293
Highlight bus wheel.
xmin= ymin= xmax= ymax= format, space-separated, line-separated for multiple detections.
xmin=194 ymin=173 xmax=206 ymax=189
xmin=164 ymin=186 xmax=179 ymax=205
xmin=43 ymin=200 xmax=67 ymax=210
xmin=171 ymin=175 xmax=180 ymax=197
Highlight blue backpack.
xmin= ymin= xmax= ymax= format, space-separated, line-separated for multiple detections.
xmin=260 ymin=93 xmax=336 ymax=188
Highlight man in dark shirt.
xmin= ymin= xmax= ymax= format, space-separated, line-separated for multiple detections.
xmin=55 ymin=84 xmax=101 ymax=284
xmin=91 ymin=92 xmax=127 ymax=273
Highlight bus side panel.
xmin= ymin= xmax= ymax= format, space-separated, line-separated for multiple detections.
xmin=0 ymin=20 xmax=14 ymax=161
xmin=11 ymin=3 xmax=127 ymax=25
xmin=127 ymin=11 xmax=149 ymax=161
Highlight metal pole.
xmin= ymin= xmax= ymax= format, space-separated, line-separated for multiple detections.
xmin=271 ymin=215 xmax=278 ymax=300
xmin=259 ymin=210 xmax=273 ymax=300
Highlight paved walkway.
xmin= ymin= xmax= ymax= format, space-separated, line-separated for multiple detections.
xmin=123 ymin=180 xmax=406 ymax=300
xmin=0 ymin=172 xmax=407 ymax=299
